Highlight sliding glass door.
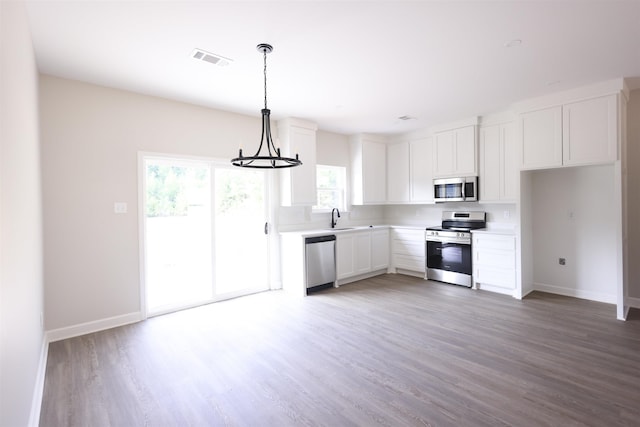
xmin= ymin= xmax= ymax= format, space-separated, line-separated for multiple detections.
xmin=213 ymin=167 xmax=269 ymax=297
xmin=142 ymin=156 xmax=270 ymax=315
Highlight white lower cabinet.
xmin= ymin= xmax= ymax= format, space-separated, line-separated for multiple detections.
xmin=354 ymin=232 xmax=372 ymax=275
xmin=472 ymin=232 xmax=516 ymax=295
xmin=337 ymin=228 xmax=389 ymax=285
xmin=371 ymin=229 xmax=390 ymax=271
xmin=391 ymin=228 xmax=425 ymax=274
xmin=336 ymin=233 xmax=356 ymax=280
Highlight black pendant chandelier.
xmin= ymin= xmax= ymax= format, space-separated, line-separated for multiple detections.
xmin=231 ymin=43 xmax=302 ymax=169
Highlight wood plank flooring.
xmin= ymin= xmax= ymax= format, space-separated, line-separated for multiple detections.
xmin=40 ymin=275 xmax=640 ymax=426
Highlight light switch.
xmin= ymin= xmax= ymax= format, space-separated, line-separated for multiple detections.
xmin=114 ymin=202 xmax=127 ymax=214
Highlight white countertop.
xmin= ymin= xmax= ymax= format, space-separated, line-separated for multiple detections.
xmin=279 ymin=224 xmax=434 ymax=238
xmin=280 ymin=225 xmax=391 ymax=238
xmin=471 ymin=226 xmax=516 ymax=236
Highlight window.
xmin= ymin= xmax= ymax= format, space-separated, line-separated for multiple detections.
xmin=314 ymin=165 xmax=346 ymax=211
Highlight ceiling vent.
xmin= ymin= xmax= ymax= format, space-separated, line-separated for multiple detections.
xmin=191 ymin=48 xmax=232 ymax=67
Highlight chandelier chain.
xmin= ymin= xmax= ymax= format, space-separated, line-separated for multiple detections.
xmin=263 ymin=49 xmax=268 ymax=110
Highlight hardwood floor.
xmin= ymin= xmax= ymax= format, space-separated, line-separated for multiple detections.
xmin=40 ymin=274 xmax=640 ymax=426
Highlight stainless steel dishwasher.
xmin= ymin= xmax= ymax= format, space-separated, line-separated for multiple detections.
xmin=305 ymin=235 xmax=336 ymax=293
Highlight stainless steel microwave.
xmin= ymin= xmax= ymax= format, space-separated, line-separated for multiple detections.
xmin=433 ymin=177 xmax=478 ymax=203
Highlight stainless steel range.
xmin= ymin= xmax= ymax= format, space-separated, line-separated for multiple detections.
xmin=426 ymin=211 xmax=486 ymax=287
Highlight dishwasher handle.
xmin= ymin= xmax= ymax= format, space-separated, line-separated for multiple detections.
xmin=305 ymin=235 xmax=336 ymax=244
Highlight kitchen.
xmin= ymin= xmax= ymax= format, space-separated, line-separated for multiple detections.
xmin=3 ymin=1 xmax=640 ymax=425
xmin=279 ymin=81 xmax=623 ymax=309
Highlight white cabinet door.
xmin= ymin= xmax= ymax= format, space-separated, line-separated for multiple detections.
xmin=433 ymin=125 xmax=477 ymax=178
xmin=409 ymin=137 xmax=434 ymax=203
xmin=563 ymin=94 xmax=617 ymax=166
xmin=371 ymin=229 xmax=389 ymax=271
xmin=433 ymin=130 xmax=455 ymax=177
xmin=387 ymin=142 xmax=410 ymax=203
xmin=363 ymin=141 xmax=387 ymax=204
xmin=278 ymin=120 xmax=317 ymax=206
xmin=351 ymin=135 xmax=387 ymax=205
xmin=454 ymin=125 xmax=477 ymax=176
xmin=501 ymin=123 xmax=518 ymax=201
xmin=336 ymin=233 xmax=355 ymax=280
xmin=479 ymin=125 xmax=501 ymax=202
xmin=354 ymin=232 xmax=372 ymax=275
xmin=480 ymin=122 xmax=518 ymax=203
xmin=519 ymin=106 xmax=562 ymax=170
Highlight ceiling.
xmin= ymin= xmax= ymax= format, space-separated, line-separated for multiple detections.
xmin=24 ymin=1 xmax=640 ymax=135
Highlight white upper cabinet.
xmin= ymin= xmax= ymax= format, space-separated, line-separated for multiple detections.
xmin=409 ymin=137 xmax=434 ymax=203
xmin=350 ymin=134 xmax=387 ymax=205
xmin=433 ymin=125 xmax=477 ymax=178
xmin=387 ymin=141 xmax=410 ymax=203
xmin=562 ymin=94 xmax=617 ymax=167
xmin=479 ymin=122 xmax=517 ymax=203
xmin=278 ymin=118 xmax=317 ymax=206
xmin=519 ymin=106 xmax=563 ymax=170
xmin=519 ymin=94 xmax=618 ymax=170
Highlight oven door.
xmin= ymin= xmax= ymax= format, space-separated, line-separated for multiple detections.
xmin=426 ymin=239 xmax=472 ymax=275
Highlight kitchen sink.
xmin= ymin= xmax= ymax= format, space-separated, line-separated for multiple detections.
xmin=325 ymin=227 xmax=355 ymax=231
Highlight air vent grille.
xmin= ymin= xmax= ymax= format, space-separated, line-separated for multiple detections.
xmin=191 ymin=48 xmax=232 ymax=67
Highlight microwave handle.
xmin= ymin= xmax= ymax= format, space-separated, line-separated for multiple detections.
xmin=461 ymin=178 xmax=466 ymax=200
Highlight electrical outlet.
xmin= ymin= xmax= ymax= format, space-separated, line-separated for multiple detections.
xmin=503 ymin=210 xmax=510 ymax=219
xmin=559 ymin=258 xmax=566 ymax=266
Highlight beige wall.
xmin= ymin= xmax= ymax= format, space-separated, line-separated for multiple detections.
xmin=627 ymin=89 xmax=640 ymax=299
xmin=316 ymin=130 xmax=350 ymax=167
xmin=40 ymin=76 xmax=272 ymax=330
xmin=0 ymin=1 xmax=45 ymax=425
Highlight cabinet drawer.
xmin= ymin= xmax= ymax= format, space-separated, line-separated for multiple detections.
xmin=393 ymin=254 xmax=424 ymax=272
xmin=475 ymin=249 xmax=515 ymax=268
xmin=392 ymin=239 xmax=425 ymax=257
xmin=473 ymin=234 xmax=515 ymax=251
xmin=474 ymin=266 xmax=516 ymax=289
xmin=392 ymin=229 xmax=424 ymax=240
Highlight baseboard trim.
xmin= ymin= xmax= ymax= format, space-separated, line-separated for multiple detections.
xmin=533 ymin=282 xmax=616 ymax=304
xmin=337 ymin=269 xmax=388 ymax=287
xmin=394 ymin=268 xmax=425 ymax=279
xmin=28 ymin=334 xmax=49 ymax=427
xmin=627 ymin=296 xmax=640 ymax=308
xmin=46 ymin=312 xmax=143 ymax=343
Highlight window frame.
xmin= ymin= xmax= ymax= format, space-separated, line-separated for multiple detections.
xmin=312 ymin=164 xmax=348 ymax=213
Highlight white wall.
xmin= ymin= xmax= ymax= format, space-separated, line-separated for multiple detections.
xmin=316 ymin=130 xmax=350 ymax=167
xmin=627 ymin=89 xmax=640 ymax=300
xmin=531 ymin=165 xmax=617 ymax=303
xmin=0 ymin=1 xmax=45 ymax=425
xmin=40 ymin=75 xmax=268 ymax=331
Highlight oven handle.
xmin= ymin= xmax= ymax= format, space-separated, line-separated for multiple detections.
xmin=426 ymin=237 xmax=471 ymax=245
xmin=461 ymin=178 xmax=466 ymax=201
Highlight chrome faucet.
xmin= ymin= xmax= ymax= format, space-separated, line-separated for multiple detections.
xmin=331 ymin=208 xmax=341 ymax=228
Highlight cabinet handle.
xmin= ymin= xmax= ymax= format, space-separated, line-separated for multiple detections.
xmin=264 ymin=222 xmax=269 ymax=235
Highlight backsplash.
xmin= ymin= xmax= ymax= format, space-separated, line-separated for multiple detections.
xmin=278 ymin=203 xmax=517 ymax=232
